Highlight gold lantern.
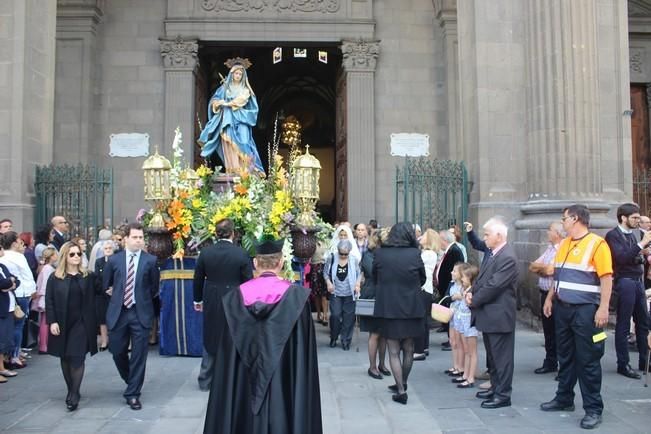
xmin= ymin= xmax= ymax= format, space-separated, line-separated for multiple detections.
xmin=142 ymin=147 xmax=172 ymax=228
xmin=291 ymin=145 xmax=321 ymax=227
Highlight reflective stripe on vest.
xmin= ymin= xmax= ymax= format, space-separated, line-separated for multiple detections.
xmin=555 ymin=235 xmax=601 ymax=305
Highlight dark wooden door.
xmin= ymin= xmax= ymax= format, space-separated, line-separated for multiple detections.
xmin=335 ymin=68 xmax=347 ymax=222
xmin=194 ymin=65 xmax=208 ymax=168
xmin=631 ymin=85 xmax=651 ymax=213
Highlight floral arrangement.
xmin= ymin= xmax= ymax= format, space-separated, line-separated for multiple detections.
xmin=143 ymin=127 xmax=327 ymax=280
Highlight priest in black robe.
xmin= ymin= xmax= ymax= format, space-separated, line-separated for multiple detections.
xmin=203 ymin=238 xmax=323 ymax=434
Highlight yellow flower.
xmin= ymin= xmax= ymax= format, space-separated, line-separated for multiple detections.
xmin=196 ymin=165 xmax=213 ymax=178
xmin=192 ymin=198 xmax=204 ymax=209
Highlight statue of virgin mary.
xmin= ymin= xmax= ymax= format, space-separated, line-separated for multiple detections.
xmin=198 ymin=62 xmax=264 ymax=174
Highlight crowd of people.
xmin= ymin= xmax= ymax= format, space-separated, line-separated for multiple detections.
xmin=3 ymin=202 xmax=651 ymax=432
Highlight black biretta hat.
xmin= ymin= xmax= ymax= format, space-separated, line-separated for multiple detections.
xmin=255 ymin=238 xmax=285 ymax=255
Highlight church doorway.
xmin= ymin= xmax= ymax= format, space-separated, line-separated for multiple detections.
xmin=194 ymin=43 xmax=341 ymax=223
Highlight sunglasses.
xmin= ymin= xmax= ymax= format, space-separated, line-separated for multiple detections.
xmin=68 ymin=251 xmax=82 ymax=258
xmin=339 ymin=252 xmax=348 ymax=257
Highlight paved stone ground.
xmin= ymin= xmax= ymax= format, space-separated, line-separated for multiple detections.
xmin=1 ymin=320 xmax=650 ymax=433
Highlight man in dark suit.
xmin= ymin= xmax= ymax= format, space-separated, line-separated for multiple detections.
xmin=466 ymin=217 xmax=518 ymax=409
xmin=50 ymin=216 xmax=69 ymax=250
xmin=604 ymin=203 xmax=650 ymax=379
xmin=103 ymin=223 xmax=160 ymax=410
xmin=193 ymin=219 xmax=252 ymax=391
xmin=435 ymin=230 xmax=464 ymax=343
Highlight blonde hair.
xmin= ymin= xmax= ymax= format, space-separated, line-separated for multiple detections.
xmin=420 ymin=228 xmax=442 ymax=252
xmin=255 ymin=252 xmax=283 ymax=270
xmin=41 ymin=247 xmax=57 ymax=264
xmin=54 ymin=241 xmax=88 ymax=279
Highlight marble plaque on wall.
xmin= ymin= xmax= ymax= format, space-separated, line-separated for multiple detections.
xmin=390 ymin=133 xmax=430 ymax=157
xmin=109 ymin=133 xmax=150 ymax=157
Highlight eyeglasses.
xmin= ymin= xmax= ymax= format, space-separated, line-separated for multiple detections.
xmin=68 ymin=252 xmax=82 ymax=257
xmin=560 ymin=215 xmax=575 ymax=222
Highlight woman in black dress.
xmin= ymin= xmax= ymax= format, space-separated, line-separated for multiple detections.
xmin=373 ymin=223 xmax=426 ymax=405
xmin=46 ymin=241 xmax=97 ymax=411
xmin=94 ymin=240 xmax=114 ymax=350
xmin=359 ymin=230 xmax=390 ymax=379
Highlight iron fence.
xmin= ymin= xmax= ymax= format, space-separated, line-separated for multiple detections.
xmin=633 ymin=167 xmax=651 ymax=215
xmin=394 ymin=158 xmax=468 ymax=231
xmin=35 ymin=165 xmax=113 ymax=243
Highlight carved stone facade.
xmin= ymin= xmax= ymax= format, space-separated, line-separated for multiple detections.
xmin=341 ymin=39 xmax=380 ymax=71
xmin=200 ymin=0 xmax=340 ymax=13
xmin=160 ymin=36 xmax=199 ymax=69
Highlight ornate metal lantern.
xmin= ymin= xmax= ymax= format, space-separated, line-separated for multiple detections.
xmin=142 ymin=147 xmax=172 ymax=202
xmin=142 ymin=147 xmax=173 ymax=260
xmin=291 ymin=145 xmax=321 ymax=227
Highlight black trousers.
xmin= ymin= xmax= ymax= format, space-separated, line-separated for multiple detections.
xmin=540 ymin=290 xmax=557 ymax=367
xmin=554 ymin=302 xmax=604 ymax=415
xmin=415 ymin=290 xmax=433 ymax=353
xmin=109 ymin=307 xmax=150 ymax=400
xmin=613 ymin=277 xmax=649 ymax=369
xmin=483 ymin=331 xmax=514 ymax=401
xmin=330 ymin=295 xmax=355 ymax=344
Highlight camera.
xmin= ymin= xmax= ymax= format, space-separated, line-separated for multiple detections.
xmin=634 ymin=255 xmax=646 ymax=265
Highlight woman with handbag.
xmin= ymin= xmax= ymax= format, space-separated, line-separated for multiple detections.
xmin=33 ymin=247 xmax=57 ymax=353
xmin=414 ymin=229 xmax=442 ymax=360
xmin=0 ymin=248 xmax=19 ymax=382
xmin=46 ymin=241 xmax=98 ymax=411
xmin=359 ymin=230 xmax=390 ymax=379
xmin=373 ymin=222 xmax=427 ymax=405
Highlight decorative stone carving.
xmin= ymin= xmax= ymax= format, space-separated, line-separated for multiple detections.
xmin=200 ymin=0 xmax=340 ymax=13
xmin=631 ymin=48 xmax=644 ymax=75
xmin=159 ymin=36 xmax=199 ymax=69
xmin=341 ymin=39 xmax=380 ymax=71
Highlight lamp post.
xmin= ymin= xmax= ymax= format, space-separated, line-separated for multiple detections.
xmin=142 ymin=147 xmax=173 ymax=260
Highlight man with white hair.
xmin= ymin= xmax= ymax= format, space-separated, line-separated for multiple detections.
xmin=529 ymin=221 xmax=564 ymax=375
xmin=466 ymin=217 xmax=518 ymax=409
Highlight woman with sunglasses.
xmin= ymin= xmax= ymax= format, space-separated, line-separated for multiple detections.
xmin=323 ymin=239 xmax=362 ymax=350
xmin=46 ymin=241 xmax=97 ymax=411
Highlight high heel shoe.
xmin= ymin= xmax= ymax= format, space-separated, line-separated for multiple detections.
xmin=388 ymin=383 xmax=407 ymax=392
xmin=392 ymin=392 xmax=408 ymax=404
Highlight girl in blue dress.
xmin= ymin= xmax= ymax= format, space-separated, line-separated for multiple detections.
xmin=445 ymin=263 xmax=467 ymax=380
xmin=455 ymin=264 xmax=480 ymax=388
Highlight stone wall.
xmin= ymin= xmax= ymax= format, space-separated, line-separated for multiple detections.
xmin=0 ymin=0 xmax=57 ymax=232
xmin=373 ymin=0 xmax=446 ymax=226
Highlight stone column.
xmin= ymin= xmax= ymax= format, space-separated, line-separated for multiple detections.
xmin=0 ymin=0 xmax=57 ymax=231
xmin=341 ymin=39 xmax=379 ymax=224
xmin=160 ymin=36 xmax=198 ymax=160
xmin=434 ymin=0 xmax=461 ymax=160
xmin=54 ymin=0 xmax=104 ymax=163
xmin=520 ymin=0 xmax=610 ymax=228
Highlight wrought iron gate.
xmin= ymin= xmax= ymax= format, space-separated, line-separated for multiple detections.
xmin=35 ymin=165 xmax=113 ymax=243
xmin=394 ymin=158 xmax=468 ymax=230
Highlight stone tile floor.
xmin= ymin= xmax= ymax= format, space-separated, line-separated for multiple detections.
xmin=1 ymin=319 xmax=650 ymax=433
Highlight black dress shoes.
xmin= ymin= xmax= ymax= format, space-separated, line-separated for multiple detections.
xmin=476 ymin=390 xmax=494 ymax=400
xmin=379 ymin=367 xmax=391 ymax=376
xmin=127 ymin=397 xmax=142 ymax=410
xmin=413 ymin=353 xmax=426 ymax=361
xmin=534 ymin=365 xmax=557 ymax=374
xmin=392 ymin=392 xmax=408 ymax=405
xmin=329 ymin=339 xmax=337 ymax=348
xmin=617 ymin=364 xmax=641 ymax=379
xmin=367 ymin=369 xmax=383 ymax=380
xmin=580 ymin=413 xmax=602 ymax=429
xmin=481 ymin=398 xmax=511 ymax=409
xmin=342 ymin=343 xmax=350 ymax=351
xmin=540 ymin=399 xmax=575 ymax=412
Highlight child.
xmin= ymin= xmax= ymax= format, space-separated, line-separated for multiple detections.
xmin=444 ymin=262 xmax=469 ymax=381
xmin=455 ymin=264 xmax=480 ymax=388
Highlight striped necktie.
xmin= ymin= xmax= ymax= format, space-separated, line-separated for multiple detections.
xmin=123 ymin=253 xmax=136 ymax=308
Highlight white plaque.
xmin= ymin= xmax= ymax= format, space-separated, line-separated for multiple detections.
xmin=109 ymin=133 xmax=150 ymax=157
xmin=390 ymin=133 xmax=430 ymax=157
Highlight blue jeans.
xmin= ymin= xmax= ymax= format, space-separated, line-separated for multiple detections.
xmin=13 ymin=297 xmax=30 ymax=358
